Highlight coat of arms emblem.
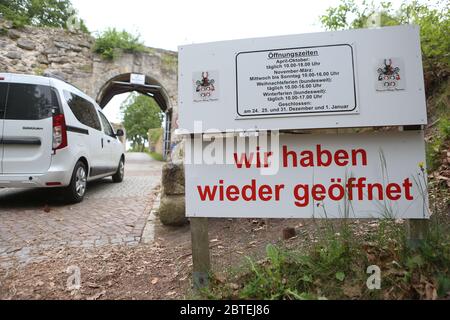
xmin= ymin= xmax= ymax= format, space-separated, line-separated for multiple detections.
xmin=376 ymin=58 xmax=405 ymax=91
xmin=193 ymin=71 xmax=219 ymax=102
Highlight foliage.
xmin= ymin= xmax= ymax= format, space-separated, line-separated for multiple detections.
xmin=93 ymin=28 xmax=146 ymax=60
xmin=320 ymin=0 xmax=450 ymax=72
xmin=147 ymin=151 xmax=164 ymax=162
xmin=148 ymin=127 xmax=163 ymax=146
xmin=204 ymin=177 xmax=450 ymax=300
xmin=204 ymin=214 xmax=449 ymax=300
xmin=0 ymin=0 xmax=88 ymax=31
xmin=427 ymin=115 xmax=450 ymax=170
xmin=121 ymin=93 xmax=163 ymax=152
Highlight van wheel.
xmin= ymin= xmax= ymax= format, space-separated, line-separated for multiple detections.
xmin=112 ymin=158 xmax=124 ymax=183
xmin=65 ymin=161 xmax=87 ymax=203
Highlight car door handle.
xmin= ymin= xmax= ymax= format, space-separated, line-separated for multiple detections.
xmin=101 ymin=138 xmax=104 ymax=148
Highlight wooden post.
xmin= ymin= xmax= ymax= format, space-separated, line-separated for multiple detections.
xmin=190 ymin=217 xmax=211 ymax=290
xmin=406 ymin=219 xmax=429 ymax=249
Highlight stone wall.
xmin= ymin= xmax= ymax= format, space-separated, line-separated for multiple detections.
xmin=1 ymin=20 xmax=187 ymax=226
xmin=0 ymin=18 xmax=178 ymax=125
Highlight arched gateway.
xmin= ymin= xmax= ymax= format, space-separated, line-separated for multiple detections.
xmin=0 ymin=25 xmax=178 ymax=157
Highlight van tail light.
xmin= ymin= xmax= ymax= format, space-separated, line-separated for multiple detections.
xmin=52 ymin=114 xmax=68 ymax=151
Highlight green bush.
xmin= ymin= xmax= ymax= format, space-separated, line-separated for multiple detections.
xmin=93 ymin=28 xmax=146 ymax=60
xmin=427 ymin=115 xmax=450 ymax=171
xmin=147 ymin=151 xmax=164 ymax=162
xmin=148 ymin=128 xmax=163 ymax=146
xmin=320 ymin=0 xmax=450 ymax=72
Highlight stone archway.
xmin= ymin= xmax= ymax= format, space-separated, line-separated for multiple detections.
xmin=0 ymin=23 xmax=179 ymax=156
xmin=96 ymin=73 xmax=173 ymax=158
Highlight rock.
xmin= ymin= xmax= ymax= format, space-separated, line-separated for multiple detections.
xmin=158 ymin=194 xmax=187 ymax=226
xmin=62 ymin=66 xmax=74 ymax=75
xmin=8 ymin=29 xmax=21 ymax=40
xmin=162 ymin=162 xmax=185 ymax=195
xmin=76 ymin=39 xmax=92 ymax=48
xmin=17 ymin=39 xmax=36 ymax=50
xmin=54 ymin=41 xmax=72 ymax=50
xmin=43 ymin=46 xmax=57 ymax=55
xmin=70 ymin=45 xmax=82 ymax=52
xmin=171 ymin=140 xmax=184 ymax=164
xmin=6 ymin=51 xmax=22 ymax=60
xmin=43 ymin=70 xmax=66 ymax=81
xmin=4 ymin=21 xmax=13 ymax=29
xmin=37 ymin=55 xmax=49 ymax=65
xmin=48 ymin=54 xmax=70 ymax=64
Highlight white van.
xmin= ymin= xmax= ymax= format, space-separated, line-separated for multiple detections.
xmin=0 ymin=73 xmax=125 ymax=203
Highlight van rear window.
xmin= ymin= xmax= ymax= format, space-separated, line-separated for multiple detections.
xmin=3 ymin=83 xmax=60 ymax=120
xmin=63 ymin=90 xmax=102 ymax=131
xmin=0 ymin=83 xmax=7 ymax=116
xmin=0 ymin=83 xmax=7 ymax=106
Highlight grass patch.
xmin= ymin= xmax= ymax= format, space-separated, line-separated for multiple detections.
xmin=202 ymin=195 xmax=449 ymax=300
xmin=148 ymin=128 xmax=163 ymax=146
xmin=147 ymin=151 xmax=164 ymax=162
xmin=427 ymin=116 xmax=450 ymax=171
xmin=33 ymin=66 xmax=45 ymax=76
xmin=93 ymin=28 xmax=147 ymax=60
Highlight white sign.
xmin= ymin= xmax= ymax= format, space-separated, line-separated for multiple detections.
xmin=130 ymin=73 xmax=146 ymax=85
xmin=178 ymin=25 xmax=427 ymax=133
xmin=236 ymin=45 xmax=357 ymax=118
xmin=185 ymin=131 xmax=428 ymax=219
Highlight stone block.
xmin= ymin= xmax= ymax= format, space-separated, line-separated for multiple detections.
xmin=6 ymin=51 xmax=21 ymax=60
xmin=7 ymin=29 xmax=20 ymax=40
xmin=17 ymin=39 xmax=36 ymax=50
xmin=158 ymin=194 xmax=187 ymax=226
xmin=162 ymin=162 xmax=185 ymax=195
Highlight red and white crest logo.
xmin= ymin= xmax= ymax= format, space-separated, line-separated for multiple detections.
xmin=193 ymin=71 xmax=219 ymax=102
xmin=376 ymin=58 xmax=405 ymax=91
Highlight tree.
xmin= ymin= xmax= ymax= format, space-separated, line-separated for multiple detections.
xmin=320 ymin=0 xmax=449 ymax=73
xmin=121 ymin=93 xmax=163 ymax=152
xmin=0 ymin=0 xmax=88 ymax=31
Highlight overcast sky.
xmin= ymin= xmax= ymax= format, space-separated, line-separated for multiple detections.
xmin=71 ymin=0 xmax=346 ymax=51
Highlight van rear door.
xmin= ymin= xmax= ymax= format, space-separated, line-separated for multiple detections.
xmin=1 ymin=77 xmax=58 ymax=174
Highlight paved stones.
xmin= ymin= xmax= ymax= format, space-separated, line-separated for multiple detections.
xmin=0 ymin=153 xmax=163 ymax=268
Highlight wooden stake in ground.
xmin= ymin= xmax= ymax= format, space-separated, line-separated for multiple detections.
xmin=406 ymin=219 xmax=429 ymax=249
xmin=190 ymin=217 xmax=211 ymax=290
